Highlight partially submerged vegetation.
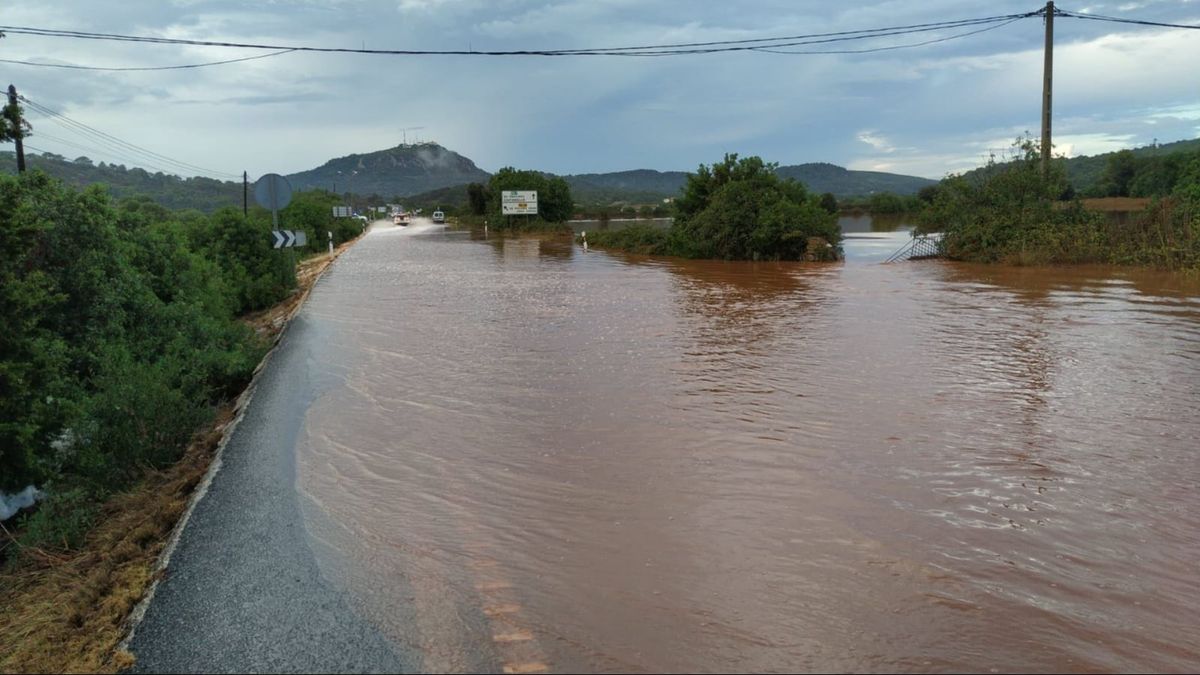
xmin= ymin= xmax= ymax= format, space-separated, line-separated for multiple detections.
xmin=918 ymin=139 xmax=1200 ymax=268
xmin=585 ymin=154 xmax=842 ymax=262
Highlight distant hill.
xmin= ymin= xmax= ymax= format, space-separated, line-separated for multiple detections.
xmin=563 ymin=169 xmax=691 ymax=204
xmin=558 ymin=164 xmax=935 ymax=204
xmin=4 ymin=142 xmax=940 ymax=213
xmin=1 ymin=150 xmax=241 ymax=212
xmin=285 ymin=142 xmax=489 ymax=198
xmin=776 ymin=163 xmax=935 ymax=197
xmin=402 ymin=183 xmax=470 ymax=211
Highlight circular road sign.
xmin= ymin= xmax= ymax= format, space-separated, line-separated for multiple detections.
xmin=254 ymin=173 xmax=293 ymax=211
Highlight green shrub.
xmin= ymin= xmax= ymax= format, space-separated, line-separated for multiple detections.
xmin=920 ymin=137 xmax=1200 ymax=269
xmin=0 ymin=171 xmax=281 ymax=552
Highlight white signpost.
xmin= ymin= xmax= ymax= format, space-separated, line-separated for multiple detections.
xmin=501 ymin=190 xmax=538 ymax=215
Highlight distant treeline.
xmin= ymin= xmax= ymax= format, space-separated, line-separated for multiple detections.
xmin=0 ymin=170 xmax=362 ymax=551
xmin=0 ymin=151 xmax=242 ymax=212
xmin=1079 ymin=146 xmax=1200 ymax=199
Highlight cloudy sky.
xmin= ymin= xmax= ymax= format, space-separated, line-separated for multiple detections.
xmin=3 ymin=0 xmax=1199 ymax=181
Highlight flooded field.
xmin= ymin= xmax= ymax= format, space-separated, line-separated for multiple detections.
xmin=294 ymin=219 xmax=1200 ymax=673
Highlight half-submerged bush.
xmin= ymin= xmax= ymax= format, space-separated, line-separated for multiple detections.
xmin=585 ymin=154 xmax=841 ymax=261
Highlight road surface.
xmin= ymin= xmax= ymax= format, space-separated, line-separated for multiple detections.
xmin=127 ymin=221 xmax=432 ymax=673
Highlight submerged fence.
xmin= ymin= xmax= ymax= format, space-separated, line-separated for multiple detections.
xmin=885 ymin=232 xmax=943 ymax=263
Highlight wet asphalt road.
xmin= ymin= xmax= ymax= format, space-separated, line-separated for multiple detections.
xmin=128 ymin=233 xmax=414 ymax=673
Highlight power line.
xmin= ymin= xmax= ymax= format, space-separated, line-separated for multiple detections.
xmin=752 ymin=16 xmax=1028 ymax=54
xmin=0 ymin=12 xmax=1042 ymax=57
xmin=1054 ymin=9 xmax=1200 ymax=30
xmin=597 ymin=17 xmax=1036 ymax=57
xmin=18 ymin=129 xmax=175 ymax=174
xmin=0 ymin=48 xmax=296 ymax=71
xmin=18 ymin=96 xmax=240 ymax=179
xmin=540 ymin=14 xmax=1037 ymax=53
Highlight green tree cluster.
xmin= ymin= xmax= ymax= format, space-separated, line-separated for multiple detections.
xmin=484 ymin=168 xmax=574 ymax=227
xmin=0 ymin=171 xmax=332 ymax=549
xmin=1093 ymin=147 xmax=1200 ymax=198
xmin=589 ymin=154 xmax=840 ymax=261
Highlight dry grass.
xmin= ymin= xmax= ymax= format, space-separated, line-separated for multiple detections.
xmin=0 ymin=408 xmax=232 ymax=673
xmin=1081 ymin=197 xmax=1152 ymax=212
xmin=0 ymin=237 xmax=358 ymax=673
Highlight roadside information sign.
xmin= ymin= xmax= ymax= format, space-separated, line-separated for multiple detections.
xmin=501 ymin=190 xmax=538 ymax=215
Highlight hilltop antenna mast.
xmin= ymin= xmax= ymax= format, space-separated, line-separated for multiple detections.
xmin=400 ymin=126 xmax=425 ymax=145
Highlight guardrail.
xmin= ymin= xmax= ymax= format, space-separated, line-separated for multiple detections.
xmin=885 ymin=232 xmax=944 ymax=263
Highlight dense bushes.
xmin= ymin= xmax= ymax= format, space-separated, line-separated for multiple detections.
xmin=919 ymin=139 xmax=1200 ymax=268
xmin=587 ymin=154 xmax=841 ymax=261
xmin=460 ymin=168 xmax=574 ymax=229
xmin=0 ymin=171 xmax=348 ymax=548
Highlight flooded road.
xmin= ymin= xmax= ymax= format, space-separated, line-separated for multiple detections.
xmin=295 ymin=219 xmax=1200 ymax=673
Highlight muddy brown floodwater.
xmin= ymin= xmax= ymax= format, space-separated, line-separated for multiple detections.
xmin=294 ymin=220 xmax=1200 ymax=673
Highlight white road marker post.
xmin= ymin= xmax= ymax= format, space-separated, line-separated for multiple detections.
xmin=582 ymin=230 xmax=588 ymax=251
xmin=328 ymin=231 xmax=333 ymax=254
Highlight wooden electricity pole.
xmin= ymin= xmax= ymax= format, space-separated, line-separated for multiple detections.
xmin=243 ymin=171 xmax=249 ymax=215
xmin=1041 ymin=1 xmax=1055 ymax=181
xmin=7 ymin=84 xmax=26 ymax=173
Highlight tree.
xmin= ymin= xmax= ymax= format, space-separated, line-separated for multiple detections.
xmin=819 ymin=192 xmax=838 ymax=214
xmin=671 ymin=154 xmax=840 ymax=261
xmin=485 ymin=168 xmax=573 ymax=224
xmin=1 ymin=99 xmax=31 ymax=144
xmin=466 ymin=182 xmax=488 ymax=216
xmin=1099 ymin=149 xmax=1137 ymax=197
xmin=916 ymin=185 xmax=940 ymax=205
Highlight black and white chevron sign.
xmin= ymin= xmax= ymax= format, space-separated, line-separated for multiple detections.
xmin=271 ymin=230 xmax=308 ymax=249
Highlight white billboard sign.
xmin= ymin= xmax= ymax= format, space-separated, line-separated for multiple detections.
xmin=332 ymin=205 xmax=352 ymax=218
xmin=501 ymin=190 xmax=538 ymax=215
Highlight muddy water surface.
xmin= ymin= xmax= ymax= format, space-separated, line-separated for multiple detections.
xmin=295 ymin=220 xmax=1200 ymax=673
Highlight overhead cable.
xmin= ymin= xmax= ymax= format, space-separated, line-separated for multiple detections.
xmin=0 ymin=12 xmax=1041 ymax=57
xmin=19 ymin=96 xmax=239 ymax=178
xmin=752 ymin=16 xmax=1027 ymax=54
xmin=1054 ymin=9 xmax=1200 ymax=30
xmin=0 ymin=48 xmax=296 ymax=71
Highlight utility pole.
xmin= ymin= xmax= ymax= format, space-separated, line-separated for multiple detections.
xmin=7 ymin=84 xmax=26 ymax=173
xmin=1041 ymin=1 xmax=1054 ymax=181
xmin=243 ymin=171 xmax=248 ymax=216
